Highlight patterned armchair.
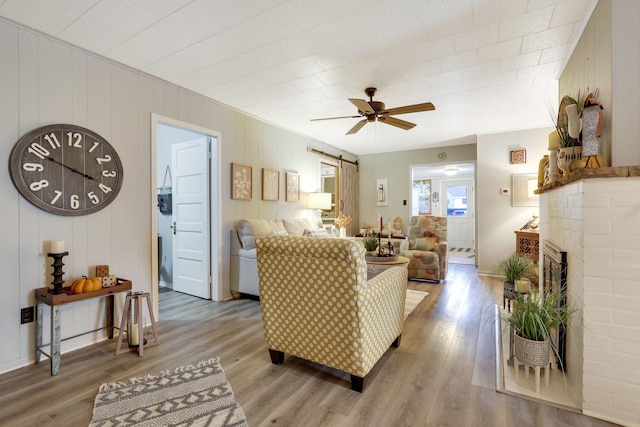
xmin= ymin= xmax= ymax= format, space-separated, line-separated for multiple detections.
xmin=399 ymin=216 xmax=448 ymax=282
xmin=256 ymin=235 xmax=407 ymax=392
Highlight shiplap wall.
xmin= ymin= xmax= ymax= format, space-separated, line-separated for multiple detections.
xmin=0 ymin=19 xmax=352 ymax=374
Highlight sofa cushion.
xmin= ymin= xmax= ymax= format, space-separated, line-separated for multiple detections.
xmin=283 ymin=218 xmax=318 ymax=236
xmin=237 ymin=219 xmax=286 ymax=250
xmin=303 ymin=228 xmax=330 ymax=237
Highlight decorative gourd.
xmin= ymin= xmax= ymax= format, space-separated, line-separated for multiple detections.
xmin=71 ymin=276 xmax=102 ymax=294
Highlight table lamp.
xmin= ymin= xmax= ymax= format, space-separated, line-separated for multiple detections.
xmin=308 ymin=192 xmax=332 ymax=225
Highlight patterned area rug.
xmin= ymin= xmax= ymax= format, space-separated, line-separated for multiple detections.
xmin=405 ymin=289 xmax=429 ymax=319
xmin=89 ymin=357 xmax=248 ymax=426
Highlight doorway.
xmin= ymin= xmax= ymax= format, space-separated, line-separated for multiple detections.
xmin=151 ymin=115 xmax=222 ymax=318
xmin=411 ymin=162 xmax=476 ymax=265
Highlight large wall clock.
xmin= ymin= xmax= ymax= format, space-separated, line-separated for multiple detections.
xmin=9 ymin=124 xmax=124 ymax=216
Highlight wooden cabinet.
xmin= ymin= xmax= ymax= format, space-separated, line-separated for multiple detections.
xmin=515 ymin=230 xmax=539 ymax=262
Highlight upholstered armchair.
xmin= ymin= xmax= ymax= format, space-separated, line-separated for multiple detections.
xmin=255 ymin=235 xmax=407 ymax=392
xmin=399 ymin=215 xmax=448 ymax=282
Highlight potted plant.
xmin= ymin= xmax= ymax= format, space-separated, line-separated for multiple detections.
xmin=500 ymin=254 xmax=532 ymax=288
xmin=507 ymin=290 xmax=576 ymax=370
xmin=362 ymin=236 xmax=378 ymax=255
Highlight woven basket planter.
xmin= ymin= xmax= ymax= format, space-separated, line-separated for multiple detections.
xmin=514 ymin=334 xmax=550 ymax=367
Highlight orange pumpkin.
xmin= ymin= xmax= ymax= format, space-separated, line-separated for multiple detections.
xmin=71 ymin=276 xmax=102 ymax=294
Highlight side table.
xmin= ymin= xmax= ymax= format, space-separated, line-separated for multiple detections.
xmin=365 ymin=256 xmax=410 ymax=280
xmin=35 ymin=279 xmax=132 ymax=375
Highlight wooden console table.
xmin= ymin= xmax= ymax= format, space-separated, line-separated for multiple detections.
xmin=35 ymin=279 xmax=132 ymax=375
xmin=515 ymin=230 xmax=539 ymax=262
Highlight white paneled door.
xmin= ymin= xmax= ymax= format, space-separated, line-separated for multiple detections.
xmin=171 ymin=138 xmax=210 ymax=299
xmin=443 ymin=179 xmax=474 ymax=250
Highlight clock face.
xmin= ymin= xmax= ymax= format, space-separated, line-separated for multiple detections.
xmin=9 ymin=124 xmax=123 ymax=216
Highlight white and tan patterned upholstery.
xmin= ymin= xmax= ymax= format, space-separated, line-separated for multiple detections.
xmin=256 ymin=235 xmax=407 ymax=392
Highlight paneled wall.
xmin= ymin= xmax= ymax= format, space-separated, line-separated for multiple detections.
xmin=0 ymin=18 xmax=353 ymax=374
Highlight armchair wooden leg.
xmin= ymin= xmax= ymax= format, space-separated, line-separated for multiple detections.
xmin=351 ymin=375 xmax=365 ymax=393
xmin=268 ymin=349 xmax=284 ymax=365
xmin=392 ymin=334 xmax=401 ymax=348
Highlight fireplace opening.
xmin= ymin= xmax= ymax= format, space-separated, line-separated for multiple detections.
xmin=542 ymin=241 xmax=567 ymax=371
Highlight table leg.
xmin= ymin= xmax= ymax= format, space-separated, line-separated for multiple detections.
xmin=35 ymin=301 xmax=43 ymax=364
xmin=51 ymin=306 xmax=61 ymax=375
xmin=106 ymin=294 xmax=114 ymax=339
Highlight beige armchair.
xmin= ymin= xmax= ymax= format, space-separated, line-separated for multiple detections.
xmin=256 ymin=235 xmax=407 ymax=392
xmin=399 ymin=215 xmax=448 ymax=281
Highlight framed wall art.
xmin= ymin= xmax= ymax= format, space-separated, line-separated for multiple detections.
xmin=285 ymin=172 xmax=300 ymax=202
xmin=231 ymin=163 xmax=252 ymax=200
xmin=261 ymin=168 xmax=279 ymax=201
xmin=512 ymin=173 xmax=538 ymax=207
xmin=510 ymin=149 xmax=527 ymax=164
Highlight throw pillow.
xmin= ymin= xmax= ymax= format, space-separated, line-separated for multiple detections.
xmin=303 ymin=228 xmax=330 ymax=237
xmin=269 ymin=230 xmax=288 ymax=236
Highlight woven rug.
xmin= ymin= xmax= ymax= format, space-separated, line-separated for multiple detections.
xmin=89 ymin=357 xmax=248 ymax=427
xmin=405 ymin=289 xmax=429 ymax=319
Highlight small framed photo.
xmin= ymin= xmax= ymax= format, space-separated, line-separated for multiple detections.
xmin=510 ymin=149 xmax=527 ymax=164
xmin=262 ymin=168 xmax=279 ymax=201
xmin=231 ymin=163 xmax=252 ymax=200
xmin=285 ymin=172 xmax=300 ymax=202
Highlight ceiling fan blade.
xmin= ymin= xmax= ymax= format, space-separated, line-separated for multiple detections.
xmin=310 ymin=115 xmax=361 ymax=121
xmin=349 ymin=98 xmax=375 ymax=115
xmin=384 ymin=102 xmax=435 ymax=115
xmin=346 ymin=119 xmax=368 ymax=135
xmin=378 ymin=115 xmax=416 ymax=130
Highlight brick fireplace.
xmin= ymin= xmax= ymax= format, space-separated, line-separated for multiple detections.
xmin=539 ymin=167 xmax=640 ymax=426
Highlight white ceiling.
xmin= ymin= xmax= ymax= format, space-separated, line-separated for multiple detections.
xmin=0 ymin=0 xmax=595 ymax=156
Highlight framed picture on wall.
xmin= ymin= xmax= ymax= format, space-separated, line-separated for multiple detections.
xmin=512 ymin=173 xmax=538 ymax=207
xmin=261 ymin=168 xmax=279 ymax=201
xmin=286 ymin=172 xmax=300 ymax=202
xmin=510 ymin=149 xmax=527 ymax=164
xmin=231 ymin=163 xmax=252 ymax=200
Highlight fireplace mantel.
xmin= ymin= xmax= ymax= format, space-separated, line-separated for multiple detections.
xmin=536 ymin=165 xmax=640 ymax=194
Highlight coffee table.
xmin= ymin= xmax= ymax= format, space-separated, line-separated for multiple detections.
xmin=366 ymin=256 xmax=410 ymax=280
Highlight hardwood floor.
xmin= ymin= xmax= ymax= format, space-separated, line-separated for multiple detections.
xmin=0 ymin=264 xmax=620 ymax=426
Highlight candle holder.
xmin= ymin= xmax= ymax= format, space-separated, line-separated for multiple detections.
xmin=47 ymin=252 xmax=69 ymax=294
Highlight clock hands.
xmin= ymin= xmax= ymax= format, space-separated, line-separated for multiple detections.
xmin=47 ymin=157 xmax=98 ymax=182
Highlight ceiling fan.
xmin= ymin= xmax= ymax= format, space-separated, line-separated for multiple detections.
xmin=311 ymin=87 xmax=435 ymax=135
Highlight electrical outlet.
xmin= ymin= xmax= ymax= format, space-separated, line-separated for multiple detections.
xmin=21 ymin=307 xmax=34 ymax=324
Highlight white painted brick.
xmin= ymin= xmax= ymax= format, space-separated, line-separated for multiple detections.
xmin=612 ymin=280 xmax=640 ymax=296
xmin=584 ymin=333 xmax=612 ymax=350
xmin=612 ymin=311 xmax=640 ymax=328
xmin=583 ymin=220 xmax=611 ymax=235
xmin=584 ymin=323 xmax=640 ymax=347
xmin=611 ymin=222 xmax=640 ymax=235
xmin=612 ymin=366 xmax=640 ymax=387
xmin=584 ymin=305 xmax=612 ymax=322
xmin=583 ymin=276 xmax=612 ymax=292
xmin=612 ymin=249 xmax=640 ymax=264
xmin=612 ymin=335 xmax=640 ymax=352
xmin=583 ymin=373 xmax=640 ymax=396
xmin=613 ymin=393 xmax=640 ymax=417
xmin=583 ymin=248 xmax=612 ymax=264
xmin=582 ymin=192 xmax=610 ymax=207
xmin=585 ymin=178 xmax=640 ymax=193
xmin=610 ymin=192 xmax=640 ymax=208
xmin=584 ymin=338 xmax=640 ymax=369
xmin=584 ymin=360 xmax=612 ymax=377
xmin=582 ymin=385 xmax=613 ymax=405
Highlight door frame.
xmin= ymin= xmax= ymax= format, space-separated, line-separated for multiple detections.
xmin=151 ymin=114 xmax=223 ymax=319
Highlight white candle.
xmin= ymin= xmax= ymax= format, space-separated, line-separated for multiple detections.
xmin=51 ymin=240 xmax=65 ymax=253
xmin=130 ymin=324 xmax=139 ymax=345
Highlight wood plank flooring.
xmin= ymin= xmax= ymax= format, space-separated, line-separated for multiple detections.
xmin=0 ymin=264 xmax=621 ymax=426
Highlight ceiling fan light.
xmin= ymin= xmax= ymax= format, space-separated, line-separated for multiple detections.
xmin=444 ymin=168 xmax=458 ymax=176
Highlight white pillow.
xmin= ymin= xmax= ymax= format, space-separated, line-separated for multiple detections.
xmin=269 ymin=230 xmax=288 ymax=236
xmin=303 ymin=228 xmax=330 ymax=237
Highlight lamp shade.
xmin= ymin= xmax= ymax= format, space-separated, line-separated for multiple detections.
xmin=308 ymin=192 xmax=332 ymax=210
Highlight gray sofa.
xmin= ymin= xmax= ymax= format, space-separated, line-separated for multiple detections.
xmin=230 ymin=217 xmax=326 ymax=297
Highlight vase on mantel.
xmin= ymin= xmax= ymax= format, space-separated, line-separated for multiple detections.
xmin=557 ymin=146 xmax=582 ymax=175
